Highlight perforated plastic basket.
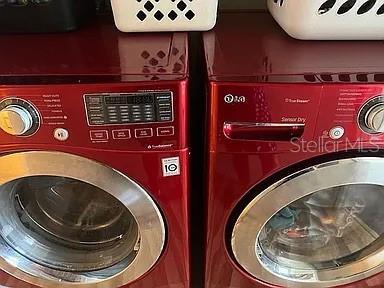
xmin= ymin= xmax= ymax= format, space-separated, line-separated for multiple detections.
xmin=267 ymin=0 xmax=384 ymax=40
xmin=110 ymin=0 xmax=218 ymax=32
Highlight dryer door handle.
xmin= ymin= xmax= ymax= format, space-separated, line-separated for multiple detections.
xmin=223 ymin=122 xmax=305 ymax=141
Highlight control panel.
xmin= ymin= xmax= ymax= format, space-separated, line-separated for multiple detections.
xmin=213 ymin=82 xmax=384 ymax=154
xmin=85 ymin=92 xmax=173 ymax=126
xmin=315 ymin=88 xmax=384 ymax=147
xmin=0 ymin=82 xmax=187 ymax=152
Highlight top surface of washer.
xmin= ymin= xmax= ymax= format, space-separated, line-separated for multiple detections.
xmin=0 ymin=16 xmax=188 ymax=83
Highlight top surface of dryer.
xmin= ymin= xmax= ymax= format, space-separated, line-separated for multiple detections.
xmin=204 ymin=12 xmax=384 ymax=83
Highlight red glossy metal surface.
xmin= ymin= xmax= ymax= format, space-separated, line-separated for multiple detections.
xmin=0 ymin=146 xmax=190 ymax=288
xmin=0 ymin=17 xmax=188 ymax=83
xmin=205 ymin=150 xmax=384 ymax=288
xmin=0 ymin=21 xmax=189 ymax=288
xmin=204 ymin=11 xmax=384 ymax=288
xmin=204 ymin=12 xmax=384 ymax=83
xmin=223 ymin=122 xmax=305 ymax=141
xmin=208 ymin=82 xmax=323 ymax=153
xmin=0 ymin=81 xmax=188 ymax=151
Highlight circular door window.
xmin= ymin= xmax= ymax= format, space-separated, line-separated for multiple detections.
xmin=0 ymin=176 xmax=139 ymax=272
xmin=231 ymin=157 xmax=384 ymax=288
xmin=0 ymin=152 xmax=165 ymax=287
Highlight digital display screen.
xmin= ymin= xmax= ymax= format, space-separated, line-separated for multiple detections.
xmin=85 ymin=92 xmax=171 ymax=126
xmin=127 ymin=95 xmax=154 ymax=105
xmin=105 ymin=94 xmax=154 ymax=105
xmin=105 ymin=96 xmax=127 ymax=105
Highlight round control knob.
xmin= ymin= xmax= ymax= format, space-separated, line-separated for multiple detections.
xmin=0 ymin=105 xmax=34 ymax=136
xmin=365 ymin=104 xmax=384 ymax=133
xmin=359 ymin=96 xmax=384 ymax=134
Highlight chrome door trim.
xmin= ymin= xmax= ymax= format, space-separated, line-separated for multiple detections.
xmin=0 ymin=151 xmax=166 ymax=288
xmin=231 ymin=157 xmax=384 ymax=288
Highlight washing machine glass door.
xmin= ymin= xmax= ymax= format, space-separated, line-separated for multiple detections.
xmin=0 ymin=151 xmax=165 ymax=287
xmin=231 ymin=157 xmax=384 ymax=288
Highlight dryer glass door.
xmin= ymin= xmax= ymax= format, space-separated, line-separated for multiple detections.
xmin=231 ymin=157 xmax=384 ymax=288
xmin=0 ymin=151 xmax=165 ymax=287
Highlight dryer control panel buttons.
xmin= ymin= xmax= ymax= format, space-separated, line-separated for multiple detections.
xmin=329 ymin=126 xmax=345 ymax=140
xmin=0 ymin=98 xmax=40 ymax=136
xmin=54 ymin=128 xmax=69 ymax=141
xmin=359 ymin=96 xmax=384 ymax=134
xmin=85 ymin=92 xmax=173 ymax=126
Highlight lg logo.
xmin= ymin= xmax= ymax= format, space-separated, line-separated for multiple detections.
xmin=224 ymin=94 xmax=246 ymax=104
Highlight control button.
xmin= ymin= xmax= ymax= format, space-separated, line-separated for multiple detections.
xmin=87 ymin=105 xmax=103 ymax=111
xmin=90 ymin=130 xmax=109 ymax=141
xmin=135 ymin=128 xmax=153 ymax=138
xmin=113 ymin=129 xmax=131 ymax=140
xmin=159 ymin=115 xmax=172 ymax=122
xmin=89 ymin=119 xmax=105 ymax=125
xmin=87 ymin=96 xmax=103 ymax=104
xmin=329 ymin=126 xmax=345 ymax=140
xmin=157 ymin=126 xmax=175 ymax=137
xmin=54 ymin=128 xmax=69 ymax=141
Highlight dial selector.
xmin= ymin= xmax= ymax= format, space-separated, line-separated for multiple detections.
xmin=365 ymin=104 xmax=384 ymax=133
xmin=0 ymin=105 xmax=33 ymax=136
xmin=358 ymin=96 xmax=384 ymax=134
xmin=0 ymin=99 xmax=40 ymax=136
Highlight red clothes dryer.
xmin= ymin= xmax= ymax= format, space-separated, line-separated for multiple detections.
xmin=0 ymin=17 xmax=189 ymax=288
xmin=204 ymin=12 xmax=384 ymax=288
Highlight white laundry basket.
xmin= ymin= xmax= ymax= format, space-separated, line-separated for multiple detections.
xmin=110 ymin=0 xmax=218 ymax=32
xmin=267 ymin=0 xmax=384 ymax=40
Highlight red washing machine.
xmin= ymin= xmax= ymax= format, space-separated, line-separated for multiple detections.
xmin=0 ymin=17 xmax=189 ymax=288
xmin=203 ymin=12 xmax=384 ymax=288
